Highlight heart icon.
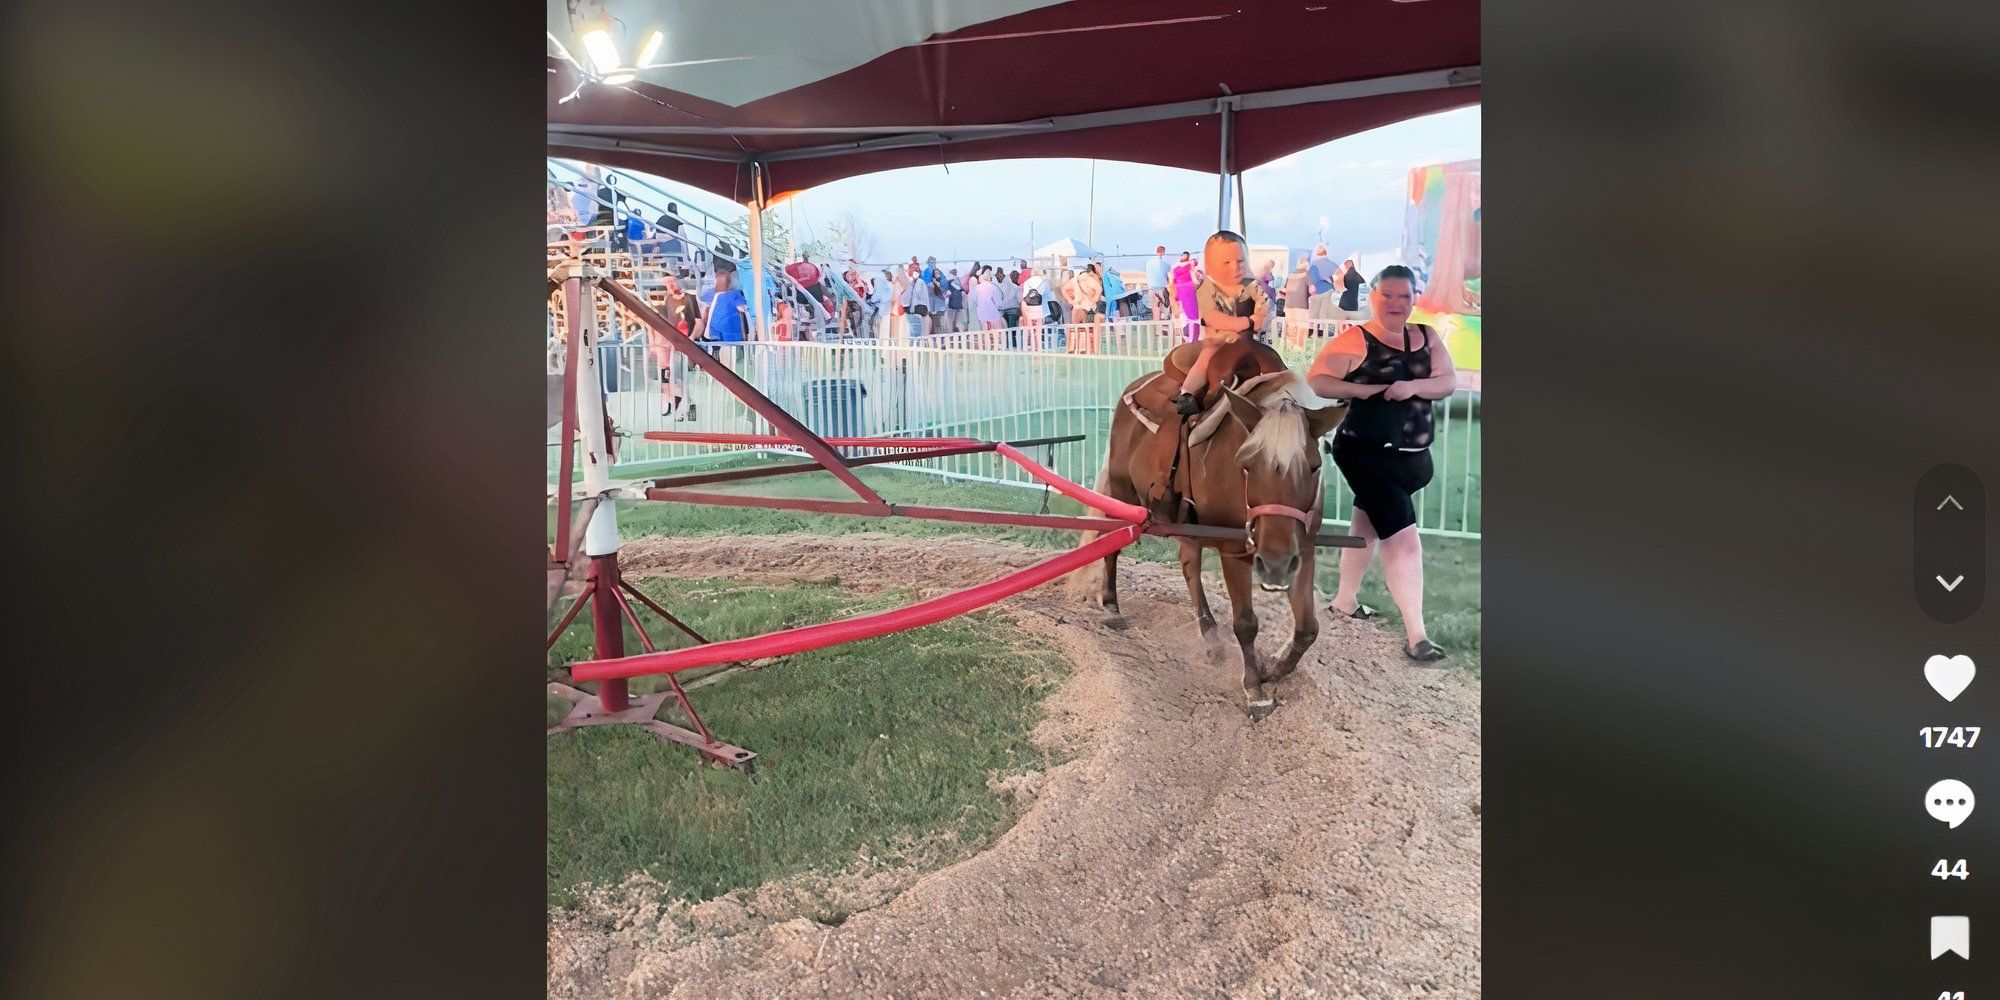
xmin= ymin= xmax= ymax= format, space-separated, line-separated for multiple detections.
xmin=1926 ymin=654 xmax=1977 ymax=702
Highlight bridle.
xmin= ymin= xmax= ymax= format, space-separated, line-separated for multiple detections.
xmin=1241 ymin=466 xmax=1321 ymax=553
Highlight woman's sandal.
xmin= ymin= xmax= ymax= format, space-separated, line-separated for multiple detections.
xmin=1326 ymin=601 xmax=1378 ymax=620
xmin=1404 ymin=639 xmax=1447 ymax=662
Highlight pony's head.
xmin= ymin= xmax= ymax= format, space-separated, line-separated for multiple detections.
xmin=1219 ymin=376 xmax=1346 ymax=590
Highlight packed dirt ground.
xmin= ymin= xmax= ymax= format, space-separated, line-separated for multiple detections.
xmin=550 ymin=533 xmax=1480 ymax=999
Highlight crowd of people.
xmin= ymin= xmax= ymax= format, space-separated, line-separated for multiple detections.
xmin=762 ymin=244 xmax=1368 ymax=350
xmin=550 ymin=172 xmax=1375 ymax=351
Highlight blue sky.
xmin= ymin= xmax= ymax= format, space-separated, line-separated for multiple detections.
xmin=619 ymin=105 xmax=1478 ymax=269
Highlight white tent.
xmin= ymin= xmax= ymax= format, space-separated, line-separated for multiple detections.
xmin=1032 ymin=237 xmax=1104 ymax=264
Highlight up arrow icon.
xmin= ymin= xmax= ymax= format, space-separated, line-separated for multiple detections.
xmin=1939 ymin=495 xmax=1965 ymax=511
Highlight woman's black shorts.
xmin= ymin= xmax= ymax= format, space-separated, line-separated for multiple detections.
xmin=1330 ymin=435 xmax=1433 ymax=538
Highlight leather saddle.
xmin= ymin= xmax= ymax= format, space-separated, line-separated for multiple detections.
xmin=1123 ymin=340 xmax=1289 ymax=516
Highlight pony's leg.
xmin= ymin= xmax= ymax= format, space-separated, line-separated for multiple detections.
xmin=1266 ymin=543 xmax=1321 ymax=684
xmin=1178 ymin=539 xmax=1219 ymax=642
xmin=1097 ymin=542 xmax=1122 ymax=615
xmin=1217 ymin=552 xmax=1270 ymax=708
xmin=1090 ymin=472 xmax=1137 ymax=618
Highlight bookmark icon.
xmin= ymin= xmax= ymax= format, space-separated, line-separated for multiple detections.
xmin=1932 ymin=916 xmax=1970 ymax=960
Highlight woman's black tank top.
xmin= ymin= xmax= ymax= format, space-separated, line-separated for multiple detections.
xmin=1336 ymin=324 xmax=1435 ymax=449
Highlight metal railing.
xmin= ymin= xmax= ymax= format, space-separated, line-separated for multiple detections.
xmin=547 ymin=161 xmax=834 ymax=327
xmin=553 ymin=305 xmax=1480 ymax=539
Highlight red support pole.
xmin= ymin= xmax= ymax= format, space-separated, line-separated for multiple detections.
xmin=607 ymin=584 xmax=716 ymax=744
xmin=546 ymin=588 xmax=593 ymax=651
xmin=588 ymin=555 xmax=629 ymax=712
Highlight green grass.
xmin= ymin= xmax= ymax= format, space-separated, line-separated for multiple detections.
xmin=547 ymin=576 xmax=1068 ymax=909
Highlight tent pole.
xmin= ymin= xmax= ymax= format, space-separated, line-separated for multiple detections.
xmin=748 ymin=161 xmax=770 ymax=340
xmin=1216 ymin=103 xmax=1234 ymax=230
xmin=1236 ymin=170 xmax=1247 ymax=239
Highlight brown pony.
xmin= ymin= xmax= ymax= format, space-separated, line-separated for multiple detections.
xmin=1090 ymin=370 xmax=1346 ymax=709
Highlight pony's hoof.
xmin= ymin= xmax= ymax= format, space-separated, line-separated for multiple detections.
xmin=1244 ymin=695 xmax=1278 ymax=720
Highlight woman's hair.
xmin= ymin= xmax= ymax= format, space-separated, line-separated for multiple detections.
xmin=1008 ymin=269 xmax=1019 ymax=283
xmin=1372 ymin=264 xmax=1417 ymax=286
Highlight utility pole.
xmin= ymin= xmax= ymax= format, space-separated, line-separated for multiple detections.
xmin=1087 ymin=159 xmax=1096 ymax=247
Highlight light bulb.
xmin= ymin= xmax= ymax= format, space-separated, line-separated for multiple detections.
xmin=581 ymin=29 xmax=621 ymax=75
xmin=635 ymin=30 xmax=664 ymax=68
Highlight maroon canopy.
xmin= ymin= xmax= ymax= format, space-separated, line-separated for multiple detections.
xmin=548 ymin=0 xmax=1479 ymax=201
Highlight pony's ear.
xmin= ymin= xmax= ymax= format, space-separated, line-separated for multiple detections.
xmin=1221 ymin=387 xmax=1263 ymax=433
xmin=1305 ymin=401 xmax=1347 ymax=442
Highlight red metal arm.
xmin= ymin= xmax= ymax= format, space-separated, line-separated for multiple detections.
xmin=593 ymin=277 xmax=889 ymax=512
xmin=571 ymin=524 xmax=1140 ymax=682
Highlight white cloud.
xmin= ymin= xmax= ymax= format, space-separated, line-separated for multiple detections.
xmin=1149 ymin=203 xmax=1195 ymax=229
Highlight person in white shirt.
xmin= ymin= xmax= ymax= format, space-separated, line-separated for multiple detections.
xmin=899 ymin=262 xmax=930 ymax=337
xmin=972 ymin=265 xmax=1004 ymax=334
xmin=1019 ymin=269 xmax=1049 ymax=343
xmin=870 ymin=271 xmax=895 ymax=338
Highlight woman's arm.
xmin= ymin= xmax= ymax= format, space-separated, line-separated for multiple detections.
xmin=1385 ymin=330 xmax=1459 ymax=400
xmin=1305 ymin=342 xmax=1390 ymax=399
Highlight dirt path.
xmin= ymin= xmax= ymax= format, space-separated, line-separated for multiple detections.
xmin=550 ymin=533 xmax=1480 ymax=999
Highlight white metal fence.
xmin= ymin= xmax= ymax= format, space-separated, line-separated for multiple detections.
xmin=557 ymin=326 xmax=1481 ymax=539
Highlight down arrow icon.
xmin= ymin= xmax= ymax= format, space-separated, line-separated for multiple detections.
xmin=1938 ymin=574 xmax=1966 ymax=592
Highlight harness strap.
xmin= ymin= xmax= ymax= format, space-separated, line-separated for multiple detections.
xmin=1240 ymin=468 xmax=1321 ymax=555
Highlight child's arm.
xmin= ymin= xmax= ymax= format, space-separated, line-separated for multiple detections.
xmin=1197 ymin=290 xmax=1250 ymax=341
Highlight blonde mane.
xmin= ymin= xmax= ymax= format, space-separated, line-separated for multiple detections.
xmin=1234 ymin=373 xmax=1340 ymax=480
xmin=1236 ymin=401 xmax=1310 ymax=478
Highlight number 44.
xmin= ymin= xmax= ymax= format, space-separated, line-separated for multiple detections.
xmin=1933 ymin=859 xmax=1970 ymax=880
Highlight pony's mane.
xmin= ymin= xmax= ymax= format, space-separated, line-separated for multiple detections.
xmin=1238 ymin=399 xmax=1313 ymax=479
xmin=1235 ymin=373 xmax=1340 ymax=480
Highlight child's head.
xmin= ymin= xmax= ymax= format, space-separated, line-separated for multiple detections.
xmin=1203 ymin=230 xmax=1248 ymax=286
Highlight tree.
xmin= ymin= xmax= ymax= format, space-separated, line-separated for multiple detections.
xmin=824 ymin=211 xmax=877 ymax=264
xmin=722 ymin=209 xmax=837 ymax=263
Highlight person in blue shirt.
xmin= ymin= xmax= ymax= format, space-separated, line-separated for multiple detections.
xmin=704 ymin=268 xmax=750 ymax=342
xmin=1143 ymin=245 xmax=1169 ymax=321
xmin=1101 ymin=264 xmax=1127 ymax=320
xmin=1307 ymin=245 xmax=1340 ymax=322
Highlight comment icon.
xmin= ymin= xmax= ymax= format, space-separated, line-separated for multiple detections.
xmin=1927 ymin=780 xmax=1976 ymax=829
